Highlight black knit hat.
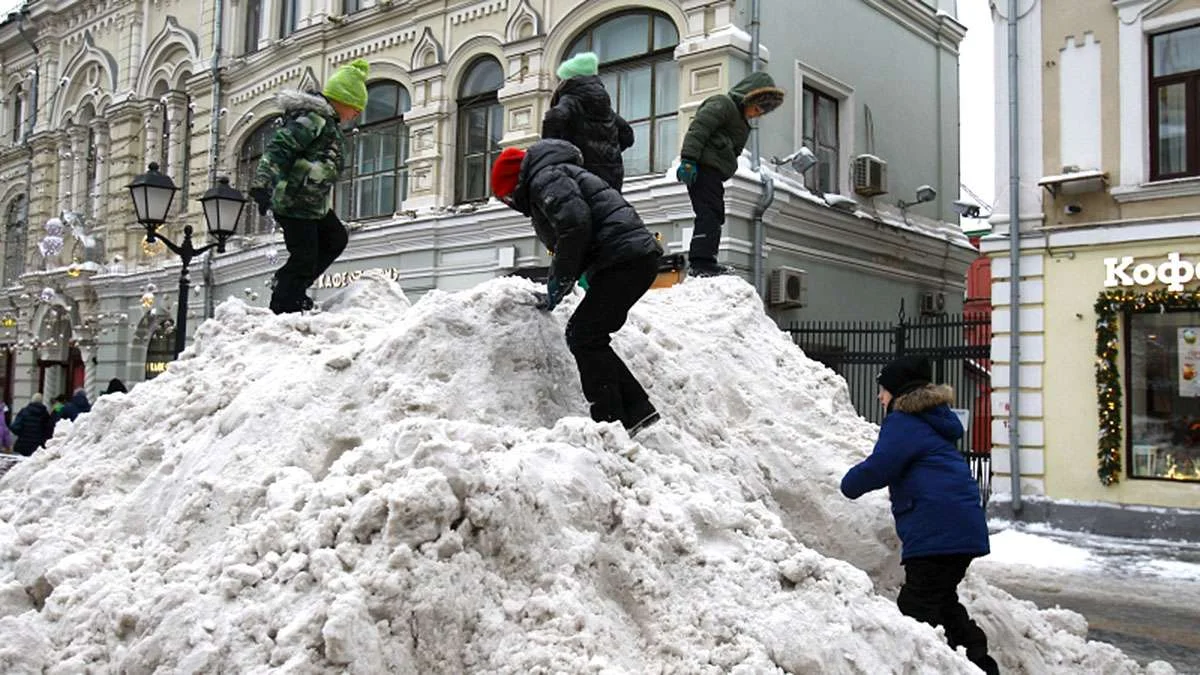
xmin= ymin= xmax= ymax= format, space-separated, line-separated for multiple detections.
xmin=877 ymin=355 xmax=933 ymax=397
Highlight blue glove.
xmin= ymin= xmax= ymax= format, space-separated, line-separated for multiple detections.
xmin=676 ymin=159 xmax=699 ymax=185
xmin=538 ymin=276 xmax=575 ymax=311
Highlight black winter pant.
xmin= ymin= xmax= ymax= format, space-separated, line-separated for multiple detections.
xmin=272 ymin=210 xmax=349 ymax=313
xmin=686 ymin=167 xmax=726 ymax=268
xmin=898 ymin=555 xmax=1000 ymax=675
xmin=565 ymin=252 xmax=659 ymax=428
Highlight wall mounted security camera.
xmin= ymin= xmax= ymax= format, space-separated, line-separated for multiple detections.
xmin=952 ymin=199 xmax=982 ymax=218
xmin=1065 ymin=203 xmax=1082 ymax=215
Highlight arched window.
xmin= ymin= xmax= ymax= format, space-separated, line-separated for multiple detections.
xmin=2 ymin=196 xmax=25 ymax=285
xmin=564 ymin=12 xmax=680 ymax=176
xmin=456 ymin=58 xmax=504 ymax=203
xmin=336 ymin=81 xmax=411 ymax=220
xmin=145 ymin=320 xmax=176 ymax=378
xmin=237 ymin=117 xmax=282 ymax=235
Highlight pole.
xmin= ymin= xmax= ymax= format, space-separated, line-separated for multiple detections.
xmin=1007 ymin=0 xmax=1023 ymax=512
xmin=749 ymin=0 xmax=772 ymax=297
xmin=205 ymin=0 xmax=226 ymax=319
xmin=156 ymin=226 xmax=216 ymax=359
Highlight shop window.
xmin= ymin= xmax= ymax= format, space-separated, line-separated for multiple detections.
xmin=563 ymin=11 xmax=680 ymax=176
xmin=802 ymin=86 xmax=840 ymax=194
xmin=237 ymin=116 xmax=282 ymax=235
xmin=336 ymin=81 xmax=410 ymax=220
xmin=1127 ymin=309 xmax=1200 ymax=481
xmin=1150 ymin=25 xmax=1200 ymax=180
xmin=145 ymin=321 xmax=176 ymax=379
xmin=456 ymin=58 xmax=504 ymax=204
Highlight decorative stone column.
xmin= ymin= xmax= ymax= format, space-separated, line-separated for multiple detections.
xmin=68 ymin=125 xmax=88 ymax=215
xmin=405 ymin=66 xmax=449 ymax=211
xmin=89 ymin=119 xmax=110 ymax=225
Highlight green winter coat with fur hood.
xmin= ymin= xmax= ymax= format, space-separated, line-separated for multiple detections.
xmin=679 ymin=72 xmax=785 ymax=180
xmin=252 ymin=90 xmax=345 ymax=220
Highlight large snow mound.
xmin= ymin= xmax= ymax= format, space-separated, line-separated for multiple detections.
xmin=0 ymin=272 xmax=1176 ymax=674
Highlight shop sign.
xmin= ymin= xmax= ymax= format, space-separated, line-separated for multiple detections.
xmin=145 ymin=361 xmax=169 ymax=374
xmin=314 ymin=267 xmax=404 ymax=290
xmin=1103 ymin=252 xmax=1200 ymax=292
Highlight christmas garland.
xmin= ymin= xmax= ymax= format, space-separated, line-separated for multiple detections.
xmin=1094 ymin=288 xmax=1200 ymax=486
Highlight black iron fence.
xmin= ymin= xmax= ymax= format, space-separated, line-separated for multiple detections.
xmin=785 ymin=312 xmax=993 ymax=504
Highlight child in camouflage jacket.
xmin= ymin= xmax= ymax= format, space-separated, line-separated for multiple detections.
xmin=250 ymin=59 xmax=370 ymax=314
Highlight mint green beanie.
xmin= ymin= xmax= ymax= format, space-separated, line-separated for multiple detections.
xmin=556 ymin=52 xmax=599 ymax=80
xmin=324 ymin=58 xmax=370 ymax=111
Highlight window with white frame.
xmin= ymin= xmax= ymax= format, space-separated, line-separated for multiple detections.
xmin=336 ymin=81 xmax=411 ymax=220
xmin=280 ymin=0 xmax=299 ymax=38
xmin=244 ymin=0 xmax=262 ymax=54
xmin=10 ymin=87 xmax=24 ymax=144
xmin=345 ymin=0 xmax=368 ymax=14
xmin=1150 ymin=24 xmax=1200 ymax=180
xmin=802 ymin=86 xmax=840 ymax=194
xmin=456 ymin=58 xmax=504 ymax=203
xmin=563 ymin=11 xmax=680 ymax=176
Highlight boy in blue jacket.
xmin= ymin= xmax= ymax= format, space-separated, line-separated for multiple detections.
xmin=841 ymin=355 xmax=999 ymax=675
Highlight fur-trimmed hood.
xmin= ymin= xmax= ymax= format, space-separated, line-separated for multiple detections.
xmin=274 ymin=90 xmax=336 ymax=117
xmin=892 ymin=383 xmax=954 ymax=413
xmin=893 ymin=384 xmax=961 ymax=442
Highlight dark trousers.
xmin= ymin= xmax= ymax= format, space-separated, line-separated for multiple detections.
xmin=272 ymin=210 xmax=349 ymax=313
xmin=686 ymin=167 xmax=726 ymax=267
xmin=898 ymin=555 xmax=1000 ymax=675
xmin=565 ymin=252 xmax=659 ymax=428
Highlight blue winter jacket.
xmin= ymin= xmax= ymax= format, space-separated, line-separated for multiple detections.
xmin=840 ymin=385 xmax=989 ymax=562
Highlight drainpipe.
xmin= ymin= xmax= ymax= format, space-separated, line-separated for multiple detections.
xmin=204 ymin=0 xmax=226 ymax=319
xmin=1007 ymin=0 xmax=1022 ymax=512
xmin=749 ymin=0 xmax=772 ymax=297
xmin=16 ymin=10 xmax=39 ymax=269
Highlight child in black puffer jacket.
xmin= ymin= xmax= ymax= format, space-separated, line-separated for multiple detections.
xmin=492 ymin=139 xmax=662 ymax=435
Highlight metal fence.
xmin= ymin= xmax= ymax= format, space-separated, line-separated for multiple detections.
xmin=785 ymin=312 xmax=993 ymax=504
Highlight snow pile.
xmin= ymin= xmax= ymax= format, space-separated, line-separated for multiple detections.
xmin=0 ymin=273 xmax=1176 ymax=674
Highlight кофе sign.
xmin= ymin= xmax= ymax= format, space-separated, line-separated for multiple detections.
xmin=1103 ymin=252 xmax=1199 ymax=292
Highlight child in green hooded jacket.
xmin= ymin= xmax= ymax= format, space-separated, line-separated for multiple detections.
xmin=676 ymin=72 xmax=784 ymax=278
xmin=249 ymin=59 xmax=370 ymax=314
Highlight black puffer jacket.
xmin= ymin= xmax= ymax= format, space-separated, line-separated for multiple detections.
xmin=511 ymin=139 xmax=660 ymax=282
xmin=12 ymin=401 xmax=53 ymax=456
xmin=541 ymin=76 xmax=634 ymax=191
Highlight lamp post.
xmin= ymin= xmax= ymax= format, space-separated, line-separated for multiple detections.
xmin=126 ymin=163 xmax=247 ymax=359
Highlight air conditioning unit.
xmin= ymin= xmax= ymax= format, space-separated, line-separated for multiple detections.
xmin=852 ymin=154 xmax=888 ymax=197
xmin=768 ymin=266 xmax=808 ymax=309
xmin=919 ymin=291 xmax=946 ymax=316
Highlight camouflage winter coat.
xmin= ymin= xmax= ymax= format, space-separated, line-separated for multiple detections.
xmin=252 ymin=90 xmax=345 ymax=220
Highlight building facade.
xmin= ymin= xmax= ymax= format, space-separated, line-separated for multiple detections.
xmin=0 ymin=0 xmax=972 ymax=414
xmin=987 ymin=0 xmax=1200 ymax=531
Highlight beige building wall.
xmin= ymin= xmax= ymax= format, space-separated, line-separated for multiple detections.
xmin=990 ymin=0 xmax=1200 ymax=509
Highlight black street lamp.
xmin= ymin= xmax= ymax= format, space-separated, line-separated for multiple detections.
xmin=126 ymin=163 xmax=247 ymax=359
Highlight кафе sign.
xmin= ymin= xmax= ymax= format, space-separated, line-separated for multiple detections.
xmin=1103 ymin=252 xmax=1200 ymax=292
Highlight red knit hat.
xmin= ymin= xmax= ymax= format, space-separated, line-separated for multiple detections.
xmin=491 ymin=147 xmax=526 ymax=200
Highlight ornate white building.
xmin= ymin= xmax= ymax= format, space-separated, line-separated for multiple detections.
xmin=0 ymin=0 xmax=972 ymax=409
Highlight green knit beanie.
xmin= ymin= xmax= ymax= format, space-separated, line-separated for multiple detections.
xmin=323 ymin=58 xmax=370 ymax=111
xmin=556 ymin=52 xmax=599 ymax=80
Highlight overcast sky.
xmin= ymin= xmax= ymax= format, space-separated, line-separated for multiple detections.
xmin=958 ymin=0 xmax=996 ymax=212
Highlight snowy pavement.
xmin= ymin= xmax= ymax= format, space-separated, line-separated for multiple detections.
xmin=975 ymin=522 xmax=1200 ymax=673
